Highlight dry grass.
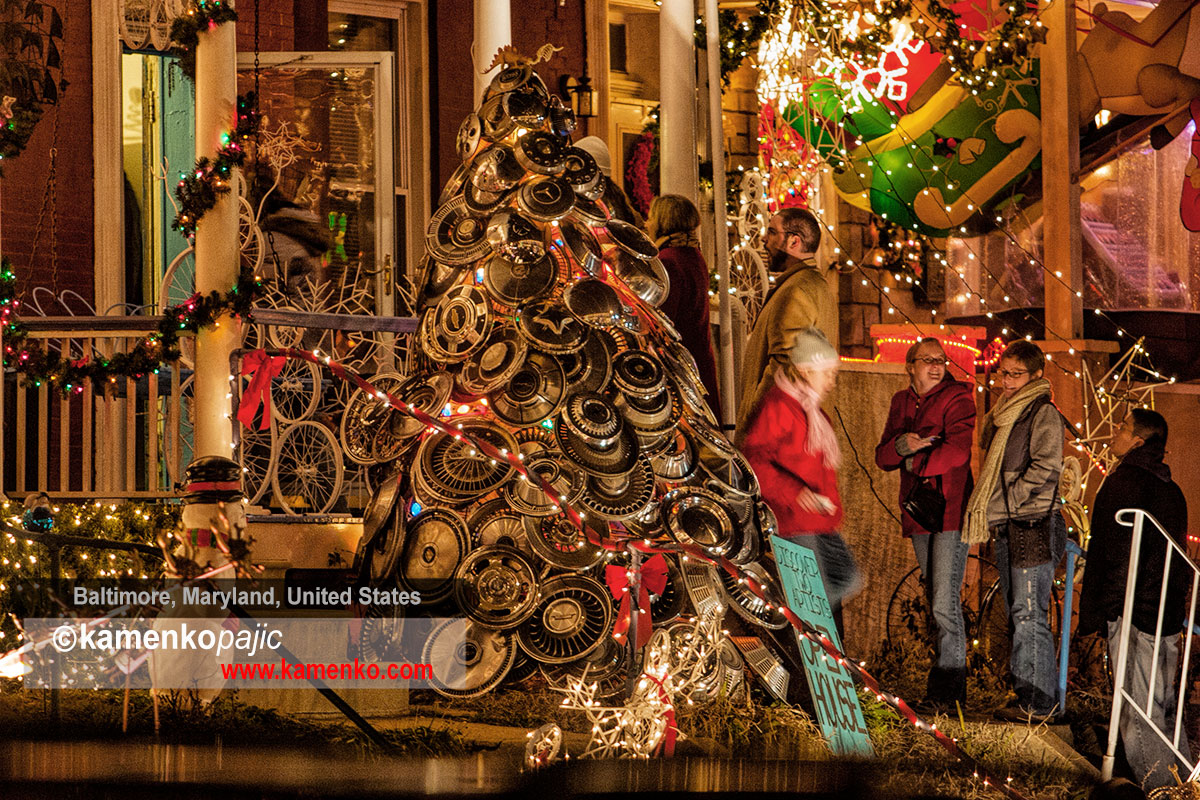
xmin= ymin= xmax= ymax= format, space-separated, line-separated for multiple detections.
xmin=433 ymin=679 xmax=1098 ymax=798
xmin=674 ymin=694 xmax=830 ymax=759
xmin=1 ymin=675 xmax=1104 ymax=797
xmin=871 ymin=637 xmax=1012 ymax=713
xmin=863 ymin=695 xmax=1093 ymax=799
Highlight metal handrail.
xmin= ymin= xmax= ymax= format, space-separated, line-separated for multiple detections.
xmin=1101 ymin=507 xmax=1200 ymax=781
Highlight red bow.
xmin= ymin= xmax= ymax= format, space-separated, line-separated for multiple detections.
xmin=605 ymin=553 xmax=668 ymax=650
xmin=236 ymin=349 xmax=286 ymax=431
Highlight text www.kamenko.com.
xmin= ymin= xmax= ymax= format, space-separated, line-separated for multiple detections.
xmin=220 ymin=659 xmax=433 ymax=682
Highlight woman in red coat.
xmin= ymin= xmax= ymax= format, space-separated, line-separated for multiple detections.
xmin=874 ymin=338 xmax=977 ymax=710
xmin=647 ymin=195 xmax=721 ymax=419
xmin=742 ymin=327 xmax=861 ymax=632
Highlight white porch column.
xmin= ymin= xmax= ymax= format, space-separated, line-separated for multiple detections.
xmin=474 ymin=0 xmax=512 ymax=103
xmin=658 ymin=0 xmax=698 ymax=202
xmin=702 ymin=0 xmax=733 ymax=428
xmin=192 ymin=6 xmax=240 ymax=465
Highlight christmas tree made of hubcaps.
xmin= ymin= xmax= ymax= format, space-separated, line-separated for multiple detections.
xmin=348 ymin=50 xmax=787 ymax=699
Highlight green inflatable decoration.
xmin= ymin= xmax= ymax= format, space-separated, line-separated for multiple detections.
xmin=785 ymin=63 xmax=1041 ymax=237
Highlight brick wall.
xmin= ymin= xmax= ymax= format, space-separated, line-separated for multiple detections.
xmin=723 ymin=53 xmax=759 ymax=173
xmin=1 ymin=0 xmax=94 ymax=304
xmin=235 ymin=0 xmax=309 ymax=52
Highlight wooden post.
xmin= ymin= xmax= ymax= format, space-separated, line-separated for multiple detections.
xmin=92 ymin=0 xmax=123 ymax=316
xmin=1039 ymin=0 xmax=1083 ymax=339
xmin=585 ymin=0 xmax=610 ymax=141
xmin=659 ymin=0 xmax=698 ymax=202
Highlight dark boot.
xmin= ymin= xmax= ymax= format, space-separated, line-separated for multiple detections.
xmin=925 ymin=666 xmax=967 ymax=710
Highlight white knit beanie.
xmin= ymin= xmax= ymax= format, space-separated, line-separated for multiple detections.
xmin=788 ymin=327 xmax=839 ymax=369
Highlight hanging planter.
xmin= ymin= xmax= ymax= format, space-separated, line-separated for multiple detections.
xmin=0 ymin=1 xmax=68 ymax=172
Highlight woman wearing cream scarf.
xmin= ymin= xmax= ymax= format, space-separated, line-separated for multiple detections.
xmin=964 ymin=341 xmax=1065 ymax=723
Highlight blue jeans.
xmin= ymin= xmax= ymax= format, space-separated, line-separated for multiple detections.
xmin=994 ymin=535 xmax=1060 ymax=714
xmin=792 ymin=533 xmax=863 ymax=613
xmin=1108 ymin=619 xmax=1192 ymax=790
xmin=911 ymin=530 xmax=969 ymax=671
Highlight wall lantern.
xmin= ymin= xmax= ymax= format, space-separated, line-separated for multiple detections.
xmin=560 ymin=75 xmax=597 ymax=119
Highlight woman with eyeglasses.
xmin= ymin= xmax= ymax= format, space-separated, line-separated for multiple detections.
xmin=964 ymin=339 xmax=1065 ymax=724
xmin=875 ymin=338 xmax=977 ymax=712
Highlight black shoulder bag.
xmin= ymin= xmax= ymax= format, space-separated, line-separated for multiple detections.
xmin=903 ymin=473 xmax=946 ymax=534
xmin=998 ymin=455 xmax=1056 ymax=569
xmin=898 ymin=412 xmax=947 ymax=534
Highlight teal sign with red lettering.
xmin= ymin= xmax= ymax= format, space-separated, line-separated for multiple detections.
xmin=771 ymin=535 xmax=875 ymax=758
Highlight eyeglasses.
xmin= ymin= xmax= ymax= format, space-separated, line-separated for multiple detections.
xmin=911 ymin=356 xmax=947 ymax=367
xmin=997 ymin=368 xmax=1029 ymax=379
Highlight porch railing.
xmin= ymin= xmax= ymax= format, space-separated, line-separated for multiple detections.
xmin=1 ymin=311 xmax=417 ymax=510
xmin=1 ymin=316 xmax=188 ymax=499
xmin=1102 ymin=508 xmax=1200 ymax=781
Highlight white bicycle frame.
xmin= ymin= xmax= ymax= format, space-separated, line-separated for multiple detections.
xmin=1101 ymin=507 xmax=1200 ymax=781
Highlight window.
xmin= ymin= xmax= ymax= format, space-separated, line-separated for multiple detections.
xmin=609 ymin=23 xmax=628 ymax=74
xmin=327 ymin=2 xmax=430 ymax=297
xmin=944 ymin=126 xmax=1200 ymax=316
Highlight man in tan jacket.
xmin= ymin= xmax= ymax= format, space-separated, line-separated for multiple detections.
xmin=735 ymin=208 xmax=839 ymax=440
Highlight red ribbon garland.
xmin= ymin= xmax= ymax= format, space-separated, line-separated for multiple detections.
xmin=605 ymin=553 xmax=668 ymax=650
xmin=641 ymin=671 xmax=677 ymax=757
xmin=236 ymin=349 xmax=287 ymax=431
xmin=273 ymin=348 xmax=1029 ymax=799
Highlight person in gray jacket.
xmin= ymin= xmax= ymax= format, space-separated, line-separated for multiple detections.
xmin=962 ymin=340 xmax=1065 ymax=722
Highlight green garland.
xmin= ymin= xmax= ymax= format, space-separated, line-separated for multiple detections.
xmin=0 ymin=256 xmax=264 ymax=393
xmin=168 ymin=0 xmax=239 ymax=81
xmin=695 ymin=1 xmax=781 ymax=87
xmin=173 ymin=93 xmax=259 ymax=237
xmin=0 ymin=0 xmax=68 ymax=173
xmin=166 ymin=1 xmax=255 ymax=237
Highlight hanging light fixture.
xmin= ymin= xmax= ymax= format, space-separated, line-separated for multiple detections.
xmin=560 ymin=75 xmax=597 ymax=119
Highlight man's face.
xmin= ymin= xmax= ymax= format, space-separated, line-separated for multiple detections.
xmin=907 ymin=342 xmax=947 ymax=394
xmin=1111 ymin=416 xmax=1145 ymax=458
xmin=764 ymin=215 xmax=795 ymax=271
xmin=996 ymin=356 xmax=1039 ymax=399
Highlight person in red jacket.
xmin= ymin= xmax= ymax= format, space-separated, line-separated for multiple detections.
xmin=742 ymin=327 xmax=861 ymax=634
xmin=875 ymin=338 xmax=977 ymax=710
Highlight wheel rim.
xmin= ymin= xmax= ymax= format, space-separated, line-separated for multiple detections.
xmin=271 ymin=420 xmax=345 ymax=514
xmin=238 ymin=419 xmax=277 ymax=505
xmin=268 ymin=359 xmax=321 ymax=424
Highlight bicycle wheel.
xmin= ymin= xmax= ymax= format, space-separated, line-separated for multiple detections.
xmin=271 ymin=420 xmax=345 ymax=515
xmin=884 ymin=553 xmax=999 ymax=655
xmin=885 ymin=566 xmax=937 ymax=656
xmin=270 ymin=358 xmax=322 ymax=424
xmin=238 ymin=417 xmax=277 ymax=506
